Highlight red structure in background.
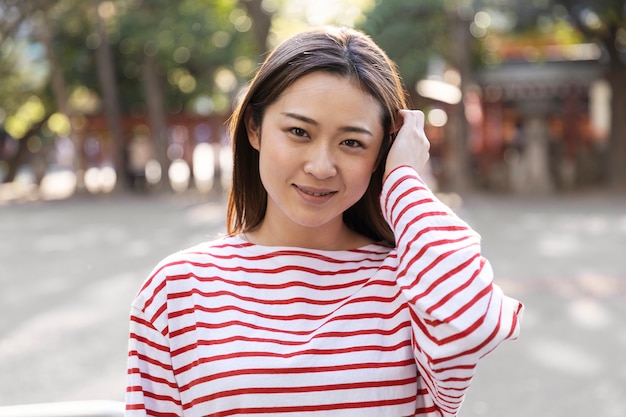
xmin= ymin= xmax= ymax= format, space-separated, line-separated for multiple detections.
xmin=468 ymin=40 xmax=608 ymax=193
xmin=74 ymin=113 xmax=230 ymax=191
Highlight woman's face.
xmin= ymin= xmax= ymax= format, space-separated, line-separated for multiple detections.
xmin=246 ymin=71 xmax=385 ymax=243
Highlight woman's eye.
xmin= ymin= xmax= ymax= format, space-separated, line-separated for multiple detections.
xmin=289 ymin=127 xmax=308 ymax=137
xmin=342 ymin=139 xmax=364 ymax=148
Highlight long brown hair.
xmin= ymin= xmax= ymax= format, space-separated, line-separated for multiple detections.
xmin=226 ymin=26 xmax=408 ymax=246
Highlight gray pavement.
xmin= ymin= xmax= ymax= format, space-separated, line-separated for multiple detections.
xmin=0 ymin=190 xmax=625 ymax=416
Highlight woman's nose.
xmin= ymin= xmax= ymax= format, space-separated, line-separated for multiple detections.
xmin=303 ymin=144 xmax=337 ymax=179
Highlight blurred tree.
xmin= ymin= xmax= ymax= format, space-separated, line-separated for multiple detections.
xmin=0 ymin=0 xmax=56 ymax=183
xmin=358 ymin=0 xmax=472 ymax=191
xmin=1 ymin=0 xmax=274 ymax=191
xmin=93 ymin=0 xmax=127 ymax=190
xmin=240 ymin=0 xmax=273 ymax=54
xmin=358 ymin=0 xmax=450 ymax=105
xmin=92 ymin=0 xmax=271 ymax=188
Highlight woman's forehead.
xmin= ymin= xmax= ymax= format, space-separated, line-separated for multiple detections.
xmin=269 ymin=72 xmax=384 ymax=125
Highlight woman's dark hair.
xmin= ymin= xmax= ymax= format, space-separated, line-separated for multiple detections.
xmin=226 ymin=26 xmax=408 ymax=246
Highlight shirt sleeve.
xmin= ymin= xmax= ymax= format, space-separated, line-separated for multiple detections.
xmin=381 ymin=165 xmax=523 ymax=417
xmin=125 ymin=305 xmax=183 ymax=417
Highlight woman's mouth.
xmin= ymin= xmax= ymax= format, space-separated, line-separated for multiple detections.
xmin=294 ymin=185 xmax=336 ymax=202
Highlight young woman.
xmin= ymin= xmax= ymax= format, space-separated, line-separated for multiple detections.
xmin=125 ymin=26 xmax=523 ymax=417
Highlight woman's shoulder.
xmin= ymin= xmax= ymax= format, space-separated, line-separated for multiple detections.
xmin=131 ymin=235 xmax=245 ymax=305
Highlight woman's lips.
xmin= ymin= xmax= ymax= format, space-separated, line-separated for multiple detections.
xmin=294 ymin=185 xmax=337 ymax=203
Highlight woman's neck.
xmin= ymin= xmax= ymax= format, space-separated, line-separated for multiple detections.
xmin=243 ymin=220 xmax=373 ymax=250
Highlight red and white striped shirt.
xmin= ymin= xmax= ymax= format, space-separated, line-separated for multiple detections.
xmin=125 ymin=166 xmax=523 ymax=417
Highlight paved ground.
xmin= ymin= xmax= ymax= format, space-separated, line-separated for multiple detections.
xmin=0 ymin=189 xmax=625 ymax=416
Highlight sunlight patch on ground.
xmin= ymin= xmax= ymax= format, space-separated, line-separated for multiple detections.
xmin=574 ymin=272 xmax=623 ymax=298
xmin=491 ymin=268 xmax=626 ymax=299
xmin=0 ymin=306 xmax=102 ymax=359
xmin=528 ymin=339 xmax=604 ymax=376
xmin=185 ymin=202 xmax=226 ymax=226
xmin=566 ymin=298 xmax=612 ymax=329
xmin=537 ymin=231 xmax=582 ymax=257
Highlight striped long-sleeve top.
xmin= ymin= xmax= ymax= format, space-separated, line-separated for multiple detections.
xmin=125 ymin=166 xmax=523 ymax=417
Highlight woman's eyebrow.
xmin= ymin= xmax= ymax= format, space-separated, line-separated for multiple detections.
xmin=282 ymin=112 xmax=373 ymax=136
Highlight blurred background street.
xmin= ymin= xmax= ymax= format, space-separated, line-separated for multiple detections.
xmin=1 ymin=190 xmax=625 ymax=416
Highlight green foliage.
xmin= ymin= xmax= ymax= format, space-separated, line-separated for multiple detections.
xmin=358 ymin=0 xmax=450 ymax=98
xmin=0 ymin=0 xmax=264 ymax=132
xmin=47 ymin=0 xmax=259 ymax=116
xmin=0 ymin=1 xmax=57 ymax=139
xmin=551 ymin=0 xmax=625 ymax=62
xmin=0 ymin=40 xmax=42 ymax=122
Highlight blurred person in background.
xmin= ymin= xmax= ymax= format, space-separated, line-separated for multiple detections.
xmin=125 ymin=26 xmax=523 ymax=417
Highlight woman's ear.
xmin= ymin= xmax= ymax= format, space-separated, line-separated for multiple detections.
xmin=245 ymin=108 xmax=261 ymax=150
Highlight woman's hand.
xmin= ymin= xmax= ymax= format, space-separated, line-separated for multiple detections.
xmin=384 ymin=110 xmax=431 ymax=180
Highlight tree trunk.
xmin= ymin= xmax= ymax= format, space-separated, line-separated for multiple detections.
xmin=38 ymin=17 xmax=86 ymax=189
xmin=608 ymin=65 xmax=626 ymax=190
xmin=239 ymin=0 xmax=272 ymax=55
xmin=601 ymin=21 xmax=626 ymax=190
xmin=1 ymin=116 xmax=51 ymax=183
xmin=141 ymin=53 xmax=170 ymax=189
xmin=93 ymin=0 xmax=128 ymax=191
xmin=446 ymin=9 xmax=472 ymax=192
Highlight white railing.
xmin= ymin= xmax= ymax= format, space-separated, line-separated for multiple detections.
xmin=0 ymin=401 xmax=124 ymax=417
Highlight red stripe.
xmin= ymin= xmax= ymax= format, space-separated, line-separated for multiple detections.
xmin=129 ymin=332 xmax=169 ymax=353
xmin=172 ymin=319 xmax=411 ymax=357
xmin=150 ymin=302 xmax=168 ymax=328
xmin=409 ymin=252 xmax=480 ymax=311
xmin=164 ymin=261 xmax=382 ymax=277
xmin=417 ymin=301 xmax=505 ymax=367
xmin=167 ymin=288 xmax=350 ymax=308
xmin=169 ymin=291 xmax=402 ymax=323
xmin=126 ymin=403 xmax=180 ymax=417
xmin=184 ymin=377 xmax=417 ymax=410
xmin=128 ymin=350 xmax=173 ymax=372
xmin=127 ymin=371 xmax=179 ymax=392
xmin=143 ymin=279 xmax=166 ymax=312
xmin=413 ymin=359 xmax=460 ymax=413
xmin=210 ymin=394 xmax=418 ymax=416
xmin=130 ymin=314 xmax=153 ymax=328
xmin=398 ymin=240 xmax=477 ymax=291
xmin=393 ymin=195 xmax=434 ymax=228
xmin=425 ymin=259 xmax=483 ymax=316
xmin=187 ymin=247 xmax=389 ymax=263
xmin=435 ymin=284 xmax=492 ymax=329
xmin=383 ymin=168 xmax=424 ymax=214
xmin=174 ymin=340 xmax=413 ymax=376
xmin=168 ymin=288 xmax=404 ymax=324
xmin=140 ymin=390 xmax=182 ymax=406
xmin=395 ymin=221 xmax=467 ymax=260
xmin=137 ymin=245 xmax=389 ymax=303
xmin=167 ymin=272 xmax=371 ymax=291
xmin=178 ymin=359 xmax=415 ymax=392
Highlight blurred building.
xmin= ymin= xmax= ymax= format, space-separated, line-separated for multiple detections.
xmin=77 ymin=113 xmax=229 ymax=193
xmin=470 ymin=40 xmax=608 ymax=193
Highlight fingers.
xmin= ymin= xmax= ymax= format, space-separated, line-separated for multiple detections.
xmin=398 ymin=110 xmax=429 ymax=150
xmin=384 ymin=109 xmax=431 ymax=180
xmin=398 ymin=109 xmax=425 ymax=131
